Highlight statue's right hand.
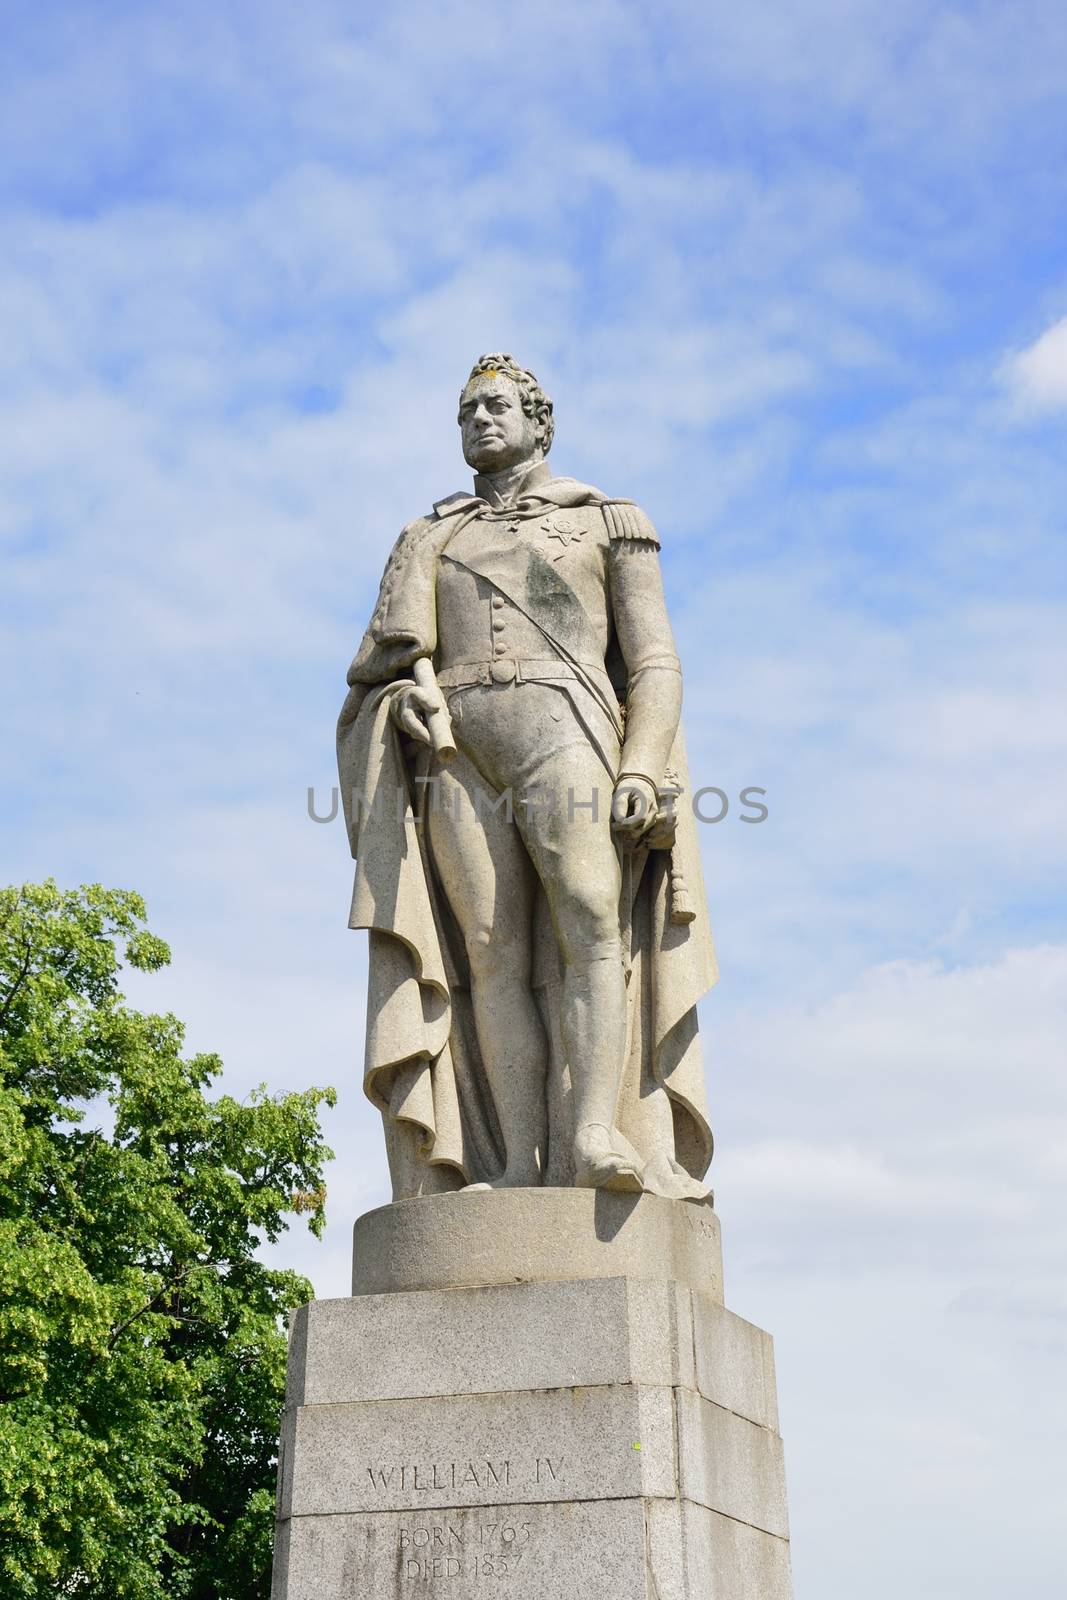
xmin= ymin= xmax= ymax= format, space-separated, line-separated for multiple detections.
xmin=390 ymin=683 xmax=445 ymax=746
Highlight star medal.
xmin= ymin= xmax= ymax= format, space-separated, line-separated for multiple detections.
xmin=539 ymin=512 xmax=583 ymax=560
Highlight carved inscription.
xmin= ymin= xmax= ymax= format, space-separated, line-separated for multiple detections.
xmin=682 ymin=1207 xmax=717 ymax=1241
xmin=399 ymin=1519 xmax=533 ymax=1582
xmin=366 ymin=1456 xmax=564 ymax=1495
xmin=368 ymin=1460 xmax=512 ymax=1493
xmin=681 ymin=1207 xmax=721 ymax=1288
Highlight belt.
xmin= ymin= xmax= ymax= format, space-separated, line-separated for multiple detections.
xmin=437 ymin=657 xmax=615 ymax=690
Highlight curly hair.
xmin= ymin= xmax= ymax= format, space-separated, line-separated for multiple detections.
xmin=459 ymin=352 xmax=555 ymax=454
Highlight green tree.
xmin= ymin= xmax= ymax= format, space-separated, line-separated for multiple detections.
xmin=0 ymin=881 xmax=335 ymax=1598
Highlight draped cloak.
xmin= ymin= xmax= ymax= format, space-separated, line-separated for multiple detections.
xmin=337 ymin=476 xmax=719 ymax=1199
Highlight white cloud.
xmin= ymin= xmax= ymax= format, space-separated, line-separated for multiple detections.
xmin=710 ymin=945 xmax=1067 ymax=1600
xmin=1003 ymin=314 xmax=1067 ymax=413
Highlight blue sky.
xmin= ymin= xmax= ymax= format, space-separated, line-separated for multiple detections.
xmin=3 ymin=3 xmax=1066 ymax=1596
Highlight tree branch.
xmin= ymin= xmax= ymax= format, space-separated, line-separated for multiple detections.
xmin=0 ymin=938 xmax=34 ymax=1028
xmin=106 ymin=1266 xmax=194 ymax=1350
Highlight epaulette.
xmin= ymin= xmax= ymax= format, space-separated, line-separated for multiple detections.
xmin=602 ymin=501 xmax=661 ymax=549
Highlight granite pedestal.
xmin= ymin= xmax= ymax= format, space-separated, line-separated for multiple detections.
xmin=271 ymin=1190 xmax=792 ymax=1599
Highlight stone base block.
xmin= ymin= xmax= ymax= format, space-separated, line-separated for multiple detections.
xmin=274 ymin=1498 xmax=791 ymax=1600
xmin=272 ymin=1194 xmax=792 ymax=1600
xmin=351 ymin=1187 xmax=724 ymax=1298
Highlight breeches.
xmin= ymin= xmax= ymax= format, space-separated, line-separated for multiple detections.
xmin=426 ymin=680 xmax=623 ymax=967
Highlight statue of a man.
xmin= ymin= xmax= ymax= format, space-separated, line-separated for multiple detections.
xmin=338 ymin=354 xmax=718 ymax=1202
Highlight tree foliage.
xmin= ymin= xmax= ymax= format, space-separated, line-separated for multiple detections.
xmin=0 ymin=881 xmax=335 ymax=1597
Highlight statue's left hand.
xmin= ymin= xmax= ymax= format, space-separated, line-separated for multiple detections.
xmin=611 ymin=775 xmax=658 ymax=841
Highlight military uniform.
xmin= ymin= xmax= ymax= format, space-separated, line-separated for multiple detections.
xmin=396 ymin=461 xmax=683 ymax=969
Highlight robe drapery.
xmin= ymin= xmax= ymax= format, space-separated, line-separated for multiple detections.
xmin=337 ymin=480 xmax=719 ymax=1199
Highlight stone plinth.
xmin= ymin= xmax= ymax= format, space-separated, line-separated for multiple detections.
xmin=350 ymin=1186 xmax=725 ymax=1297
xmin=272 ymin=1191 xmax=792 ymax=1600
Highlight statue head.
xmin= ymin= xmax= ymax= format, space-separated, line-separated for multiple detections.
xmin=458 ymin=353 xmax=555 ymax=475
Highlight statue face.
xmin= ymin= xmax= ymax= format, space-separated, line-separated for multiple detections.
xmin=458 ymin=373 xmax=543 ymax=473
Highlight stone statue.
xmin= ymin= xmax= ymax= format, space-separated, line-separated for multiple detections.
xmin=337 ymin=354 xmax=718 ymax=1203
xmin=274 ymin=358 xmax=794 ymax=1600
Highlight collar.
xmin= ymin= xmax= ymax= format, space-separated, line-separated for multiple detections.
xmin=433 ymin=464 xmax=607 ymax=521
xmin=472 ymin=459 xmax=553 ymax=506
